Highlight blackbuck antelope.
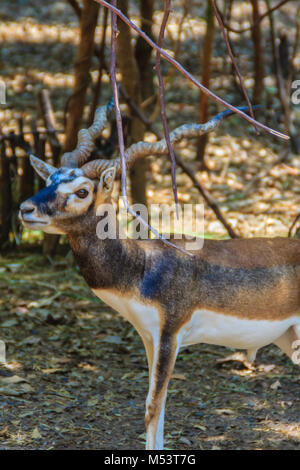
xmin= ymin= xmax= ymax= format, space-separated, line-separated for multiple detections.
xmin=20 ymin=102 xmax=300 ymax=450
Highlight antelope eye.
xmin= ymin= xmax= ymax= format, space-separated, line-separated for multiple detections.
xmin=75 ymin=188 xmax=89 ymax=199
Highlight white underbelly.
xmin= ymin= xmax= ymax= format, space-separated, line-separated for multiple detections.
xmin=92 ymin=289 xmax=300 ymax=351
xmin=92 ymin=288 xmax=161 ymax=343
xmin=181 ymin=309 xmax=300 ymax=350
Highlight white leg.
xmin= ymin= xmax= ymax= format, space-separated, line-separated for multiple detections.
xmin=273 ymin=325 xmax=300 ymax=363
xmin=247 ymin=348 xmax=257 ymax=363
xmin=145 ymin=331 xmax=181 ymax=450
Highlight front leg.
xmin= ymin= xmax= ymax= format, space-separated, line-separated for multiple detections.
xmin=145 ymin=329 xmax=181 ymax=450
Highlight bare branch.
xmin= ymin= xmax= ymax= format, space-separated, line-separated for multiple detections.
xmin=109 ymin=0 xmax=192 ymax=257
xmin=211 ymin=0 xmax=258 ymax=133
xmin=156 ymin=0 xmax=179 ymax=213
xmin=219 ymin=0 xmax=292 ymax=34
xmin=93 ymin=0 xmax=289 ymax=141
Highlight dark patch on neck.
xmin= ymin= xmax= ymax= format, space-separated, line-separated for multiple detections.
xmin=68 ymin=233 xmax=146 ymax=291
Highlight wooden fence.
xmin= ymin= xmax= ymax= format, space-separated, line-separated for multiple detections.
xmin=0 ymin=90 xmax=63 ymax=254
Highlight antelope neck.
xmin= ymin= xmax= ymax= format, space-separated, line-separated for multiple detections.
xmin=67 ymin=229 xmax=146 ymax=291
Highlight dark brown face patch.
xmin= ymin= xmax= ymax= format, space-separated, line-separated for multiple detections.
xmin=28 ymin=183 xmax=59 ymax=216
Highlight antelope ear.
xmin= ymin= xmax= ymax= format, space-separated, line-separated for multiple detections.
xmin=29 ymin=155 xmax=56 ymax=181
xmin=99 ymin=167 xmax=116 ymax=193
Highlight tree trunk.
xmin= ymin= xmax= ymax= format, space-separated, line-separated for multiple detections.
xmin=38 ymin=89 xmax=61 ymax=166
xmin=135 ymin=0 xmax=154 ymax=103
xmin=88 ymin=7 xmax=108 ymax=126
xmin=17 ymin=118 xmax=34 ymax=204
xmin=64 ymin=0 xmax=99 ymax=152
xmin=38 ymin=90 xmax=62 ymax=257
xmin=196 ymin=0 xmax=215 ymax=166
xmin=0 ymin=141 xmax=12 ymax=249
xmin=116 ymin=0 xmax=147 ymax=206
xmin=251 ymin=0 xmax=265 ymax=104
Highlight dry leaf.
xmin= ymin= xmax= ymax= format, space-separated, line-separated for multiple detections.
xmin=1 ymin=319 xmax=18 ymax=327
xmin=21 ymin=383 xmax=34 ymax=392
xmin=171 ymin=373 xmax=186 ymax=380
xmin=41 ymin=368 xmax=63 ymax=374
xmin=87 ymin=397 xmax=99 ymax=407
xmin=31 ymin=427 xmax=42 ymax=439
xmin=215 ymin=408 xmax=235 ymax=415
xmin=20 ymin=336 xmax=41 ymax=345
xmin=193 ymin=424 xmax=207 ymax=431
xmin=270 ymin=380 xmax=281 ymax=390
xmin=0 ymin=425 xmax=9 ymax=436
xmin=216 ymin=352 xmax=254 ymax=370
xmin=178 ymin=437 xmax=192 ymax=446
xmin=1 ymin=375 xmax=28 ymax=384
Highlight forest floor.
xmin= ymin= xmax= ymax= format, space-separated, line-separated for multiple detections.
xmin=0 ymin=0 xmax=300 ymax=450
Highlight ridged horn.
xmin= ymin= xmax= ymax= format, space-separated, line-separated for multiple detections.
xmin=61 ymin=97 xmax=114 ymax=168
xmin=82 ymin=107 xmax=253 ymax=179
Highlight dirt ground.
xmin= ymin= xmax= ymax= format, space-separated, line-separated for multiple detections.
xmin=0 ymin=0 xmax=300 ymax=450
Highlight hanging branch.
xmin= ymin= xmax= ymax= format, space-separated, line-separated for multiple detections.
xmin=110 ymin=0 xmax=192 ymax=256
xmin=93 ymin=0 xmax=289 ymax=141
xmin=156 ymin=0 xmax=179 ymax=213
xmin=288 ymin=213 xmax=300 ymax=238
xmin=0 ymin=140 xmax=12 ymax=248
xmin=251 ymin=0 xmax=265 ymax=104
xmin=197 ymin=0 xmax=215 ymax=165
xmin=174 ymin=152 xmax=239 ymax=238
xmin=64 ymin=0 xmax=100 ymax=152
xmin=120 ymin=89 xmax=239 ymax=238
xmin=211 ymin=0 xmax=258 ymax=132
xmin=38 ymin=89 xmax=61 ymax=166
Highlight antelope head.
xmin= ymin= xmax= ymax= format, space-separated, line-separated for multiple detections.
xmin=19 ymin=101 xmax=246 ymax=236
xmin=19 ymin=101 xmax=121 ymax=235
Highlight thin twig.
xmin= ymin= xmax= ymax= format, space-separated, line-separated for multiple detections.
xmin=110 ymin=1 xmax=192 ymax=256
xmin=244 ymin=147 xmax=289 ymax=194
xmin=93 ymin=0 xmax=289 ymax=141
xmin=288 ymin=213 xmax=300 ymax=238
xmin=88 ymin=7 xmax=108 ymax=126
xmin=174 ymin=152 xmax=239 ymax=238
xmin=291 ymin=6 xmax=300 ymax=65
xmin=118 ymin=89 xmax=239 ymax=238
xmin=220 ymin=0 xmax=291 ymax=34
xmin=110 ymin=1 xmax=127 ymax=203
xmin=211 ymin=0 xmax=258 ymax=133
xmin=156 ymin=0 xmax=179 ymax=215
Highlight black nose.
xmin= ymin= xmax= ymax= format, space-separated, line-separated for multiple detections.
xmin=20 ymin=201 xmax=35 ymax=216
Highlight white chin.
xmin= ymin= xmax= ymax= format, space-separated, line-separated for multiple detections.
xmin=42 ymin=226 xmax=64 ymax=235
xmin=23 ymin=222 xmax=63 ymax=234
